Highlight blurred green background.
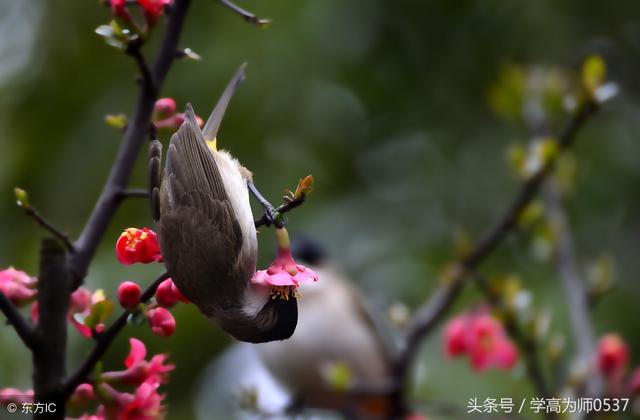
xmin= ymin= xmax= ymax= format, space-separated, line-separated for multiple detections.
xmin=1 ymin=0 xmax=640 ymax=418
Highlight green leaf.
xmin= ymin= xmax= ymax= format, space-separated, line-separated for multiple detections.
xmin=14 ymin=187 xmax=29 ymax=207
xmin=582 ymin=55 xmax=606 ymax=97
xmin=104 ymin=113 xmax=128 ymax=130
xmin=85 ymin=300 xmax=114 ymax=329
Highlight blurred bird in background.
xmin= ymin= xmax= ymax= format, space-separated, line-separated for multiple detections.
xmin=196 ymin=237 xmax=395 ymax=419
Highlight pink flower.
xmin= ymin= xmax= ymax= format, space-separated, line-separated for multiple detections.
xmin=442 ymin=311 xmax=518 ymax=372
xmin=99 ymin=381 xmax=165 ymax=420
xmin=116 ymin=227 xmax=163 ymax=265
xmin=69 ymin=384 xmax=95 ymax=408
xmin=70 ymin=287 xmax=92 ymax=314
xmin=596 ymin=333 xmax=630 ymax=381
xmin=147 ymin=307 xmax=176 ymax=337
xmin=155 ymin=278 xmax=188 ymax=307
xmin=252 ymin=228 xmax=318 ymax=299
xmin=118 ymin=281 xmax=142 ymax=309
xmin=102 ymin=338 xmax=174 ymax=386
xmin=152 ymin=98 xmax=176 ymax=120
xmin=0 ymin=388 xmax=33 ymax=405
xmin=443 ymin=315 xmax=468 ymax=357
xmin=0 ymin=267 xmax=37 ymax=306
xmin=138 ymin=0 xmax=172 ymax=25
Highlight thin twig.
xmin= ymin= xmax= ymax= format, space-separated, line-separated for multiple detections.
xmin=62 ymin=271 xmax=169 ymax=396
xmin=543 ymin=180 xmax=602 ymax=398
xmin=127 ymin=41 xmax=157 ymax=94
xmin=217 ymin=0 xmax=271 ymax=27
xmin=0 ymin=292 xmax=37 ymax=350
xmin=254 ymin=194 xmax=307 ymax=228
xmin=20 ymin=204 xmax=75 ymax=253
xmin=389 ymin=100 xmax=598 ymax=416
xmin=69 ymin=0 xmax=192 ymax=286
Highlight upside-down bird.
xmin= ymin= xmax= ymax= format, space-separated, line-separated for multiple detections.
xmin=149 ymin=64 xmax=299 ymax=343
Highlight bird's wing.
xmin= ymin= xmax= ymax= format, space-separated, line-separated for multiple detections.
xmin=158 ymin=120 xmax=246 ymax=313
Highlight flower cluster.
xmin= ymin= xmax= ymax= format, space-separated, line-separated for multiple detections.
xmin=596 ymin=333 xmax=640 ymax=395
xmin=443 ymin=310 xmax=518 ymax=372
xmin=0 ymin=339 xmax=174 ymax=419
xmin=251 ymin=227 xmax=319 ymax=300
xmin=152 ymin=98 xmax=204 ymax=133
xmin=115 ymin=227 xmax=189 ymax=337
xmin=0 ymin=267 xmax=37 ymax=306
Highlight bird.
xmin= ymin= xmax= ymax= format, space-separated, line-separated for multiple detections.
xmin=148 ymin=64 xmax=299 ymax=343
xmin=256 ymin=237 xmax=395 ymax=417
xmin=195 ymin=237 xmax=396 ymax=419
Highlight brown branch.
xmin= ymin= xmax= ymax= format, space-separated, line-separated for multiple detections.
xmin=0 ymin=292 xmax=37 ymax=350
xmin=389 ymin=100 xmax=599 ymax=416
xmin=217 ymin=0 xmax=271 ymax=27
xmin=33 ymin=239 xmax=71 ymax=420
xmin=62 ymin=271 xmax=169 ymax=397
xmin=543 ymin=180 xmax=603 ymax=398
xmin=254 ymin=194 xmax=307 ymax=228
xmin=20 ymin=203 xmax=75 ymax=253
xmin=69 ymin=0 xmax=192 ymax=287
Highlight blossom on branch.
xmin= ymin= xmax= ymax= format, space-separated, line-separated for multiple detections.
xmin=251 ymin=227 xmax=318 ymax=300
xmin=102 ymin=338 xmax=174 ymax=386
xmin=0 ymin=267 xmax=37 ymax=307
xmin=118 ymin=281 xmax=142 ymax=309
xmin=138 ymin=0 xmax=172 ymax=25
xmin=116 ymin=227 xmax=163 ymax=265
xmin=596 ymin=333 xmax=630 ymax=381
xmin=147 ymin=307 xmax=176 ymax=337
xmin=155 ymin=278 xmax=188 ymax=307
xmin=443 ymin=311 xmax=518 ymax=372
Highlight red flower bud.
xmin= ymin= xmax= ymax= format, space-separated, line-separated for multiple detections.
xmin=147 ymin=307 xmax=175 ymax=337
xmin=110 ymin=0 xmax=128 ymax=17
xmin=0 ymin=267 xmax=37 ymax=307
xmin=596 ymin=333 xmax=629 ymax=381
xmin=118 ymin=281 xmax=142 ymax=309
xmin=153 ymin=98 xmax=176 ymax=120
xmin=138 ymin=0 xmax=171 ymax=25
xmin=155 ymin=278 xmax=188 ymax=307
xmin=115 ymin=227 xmax=163 ymax=265
xmin=70 ymin=287 xmax=92 ymax=314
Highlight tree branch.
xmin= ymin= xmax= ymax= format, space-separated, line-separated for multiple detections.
xmin=69 ymin=0 xmax=192 ymax=287
xmin=0 ymin=292 xmax=37 ymax=350
xmin=254 ymin=193 xmax=307 ymax=228
xmin=389 ymin=100 xmax=599 ymax=416
xmin=33 ymin=239 xmax=71 ymax=420
xmin=62 ymin=271 xmax=169 ymax=397
xmin=217 ymin=0 xmax=271 ymax=27
xmin=473 ymin=274 xmax=553 ymax=403
xmin=543 ymin=180 xmax=602 ymax=398
xmin=19 ymin=203 xmax=75 ymax=253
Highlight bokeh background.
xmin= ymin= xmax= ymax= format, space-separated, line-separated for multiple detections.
xmin=1 ymin=0 xmax=640 ymax=418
